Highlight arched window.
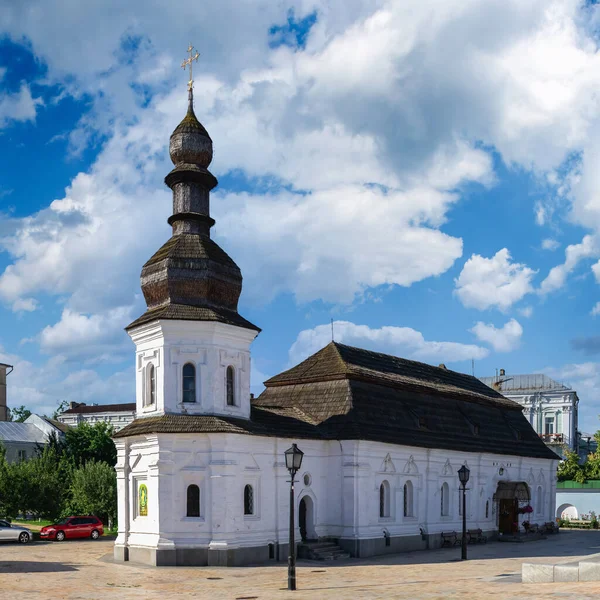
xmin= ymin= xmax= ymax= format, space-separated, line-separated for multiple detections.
xmin=441 ymin=482 xmax=449 ymax=516
xmin=146 ymin=363 xmax=156 ymax=406
xmin=244 ymin=484 xmax=254 ymax=515
xmin=403 ymin=481 xmax=414 ymax=517
xmin=536 ymin=486 xmax=543 ymax=514
xmin=182 ymin=363 xmax=196 ymax=403
xmin=186 ymin=484 xmax=200 ymax=517
xmin=485 ymin=500 xmax=489 ymax=519
xmin=379 ymin=480 xmax=390 ymax=518
xmin=226 ymin=366 xmax=235 ymax=406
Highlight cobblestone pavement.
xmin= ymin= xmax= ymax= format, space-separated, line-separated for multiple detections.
xmin=3 ymin=531 xmax=600 ymax=599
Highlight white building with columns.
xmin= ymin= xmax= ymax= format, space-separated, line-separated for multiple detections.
xmin=480 ymin=373 xmax=579 ymax=458
xmin=113 ymin=79 xmax=559 ymax=568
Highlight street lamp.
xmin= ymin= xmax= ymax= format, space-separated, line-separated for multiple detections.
xmin=285 ymin=443 xmax=304 ymax=591
xmin=457 ymin=465 xmax=470 ymax=561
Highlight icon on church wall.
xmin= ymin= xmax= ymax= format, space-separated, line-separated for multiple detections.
xmin=139 ymin=483 xmax=148 ymax=516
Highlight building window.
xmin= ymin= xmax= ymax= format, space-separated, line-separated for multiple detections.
xmin=379 ymin=480 xmax=390 ymax=518
xmin=403 ymin=481 xmax=414 ymax=517
xmin=226 ymin=366 xmax=235 ymax=406
xmin=441 ymin=482 xmax=449 ymax=517
xmin=17 ymin=449 xmax=26 ymax=462
xmin=146 ymin=363 xmax=156 ymax=406
xmin=186 ymin=484 xmax=200 ymax=517
xmin=544 ymin=416 xmax=554 ymax=435
xmin=485 ymin=500 xmax=489 ymax=519
xmin=244 ymin=484 xmax=254 ymax=515
xmin=182 ymin=363 xmax=196 ymax=403
xmin=536 ymin=486 xmax=543 ymax=514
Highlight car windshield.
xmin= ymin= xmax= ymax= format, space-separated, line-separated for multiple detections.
xmin=54 ymin=518 xmax=70 ymax=525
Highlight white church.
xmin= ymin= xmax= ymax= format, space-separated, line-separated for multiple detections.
xmin=113 ymin=69 xmax=559 ymax=567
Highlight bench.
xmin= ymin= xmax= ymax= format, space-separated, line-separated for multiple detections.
xmin=467 ymin=528 xmax=487 ymax=544
xmin=544 ymin=521 xmax=559 ymax=533
xmin=441 ymin=531 xmax=460 ymax=547
xmin=524 ymin=523 xmax=539 ymax=534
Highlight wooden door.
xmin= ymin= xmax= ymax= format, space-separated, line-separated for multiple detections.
xmin=499 ymin=499 xmax=517 ymax=534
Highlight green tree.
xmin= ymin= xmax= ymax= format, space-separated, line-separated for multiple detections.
xmin=8 ymin=405 xmax=32 ymax=423
xmin=52 ymin=400 xmax=69 ymax=420
xmin=64 ymin=422 xmax=117 ymax=467
xmin=68 ymin=461 xmax=117 ymax=527
xmin=557 ymin=449 xmax=586 ymax=483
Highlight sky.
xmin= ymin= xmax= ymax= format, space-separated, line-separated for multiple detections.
xmin=1 ymin=0 xmax=600 ymax=433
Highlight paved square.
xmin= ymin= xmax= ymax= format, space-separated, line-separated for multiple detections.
xmin=3 ymin=531 xmax=600 ymax=599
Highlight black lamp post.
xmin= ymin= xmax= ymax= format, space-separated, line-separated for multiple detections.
xmin=285 ymin=443 xmax=304 ymax=591
xmin=457 ymin=465 xmax=470 ymax=561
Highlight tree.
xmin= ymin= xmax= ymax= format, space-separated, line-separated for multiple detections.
xmin=68 ymin=461 xmax=117 ymax=527
xmin=64 ymin=422 xmax=117 ymax=467
xmin=557 ymin=449 xmax=585 ymax=483
xmin=8 ymin=405 xmax=32 ymax=423
xmin=52 ymin=400 xmax=69 ymax=420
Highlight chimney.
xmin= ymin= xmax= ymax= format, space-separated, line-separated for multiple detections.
xmin=68 ymin=401 xmax=85 ymax=410
xmin=0 ymin=363 xmax=14 ymax=422
xmin=438 ymin=363 xmax=447 ymax=370
xmin=499 ymin=368 xmax=506 ymax=377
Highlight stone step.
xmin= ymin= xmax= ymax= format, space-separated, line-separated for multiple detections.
xmin=523 ymin=552 xmax=600 ymax=583
xmin=299 ymin=540 xmax=350 ymax=561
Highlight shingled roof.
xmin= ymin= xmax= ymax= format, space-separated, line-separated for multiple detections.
xmin=114 ymin=342 xmax=558 ymax=460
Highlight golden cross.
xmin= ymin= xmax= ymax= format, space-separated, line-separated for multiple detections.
xmin=181 ymin=43 xmax=200 ymax=91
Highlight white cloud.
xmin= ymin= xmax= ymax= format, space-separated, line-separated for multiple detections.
xmin=541 ymin=238 xmax=560 ymax=251
xmin=539 ymin=235 xmax=599 ymax=294
xmin=0 ymin=83 xmax=41 ymax=128
xmin=11 ymin=298 xmax=38 ymax=312
xmin=518 ymin=306 xmax=533 ymax=318
xmin=591 ymin=302 xmax=600 ymax=317
xmin=470 ymin=318 xmax=523 ymax=352
xmin=288 ymin=320 xmax=489 ymax=366
xmin=455 ymin=249 xmax=535 ymax=311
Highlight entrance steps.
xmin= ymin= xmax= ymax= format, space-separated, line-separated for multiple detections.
xmin=298 ymin=540 xmax=350 ymax=561
xmin=498 ymin=532 xmax=547 ymax=543
xmin=523 ymin=553 xmax=600 ymax=583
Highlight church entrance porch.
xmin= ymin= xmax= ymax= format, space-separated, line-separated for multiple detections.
xmin=494 ymin=481 xmax=531 ymax=535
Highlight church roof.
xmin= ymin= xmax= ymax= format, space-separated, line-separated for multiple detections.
xmin=479 ymin=374 xmax=573 ymax=393
xmin=114 ymin=342 xmax=558 ymax=460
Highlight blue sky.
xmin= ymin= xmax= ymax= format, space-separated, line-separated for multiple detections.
xmin=1 ymin=0 xmax=600 ymax=433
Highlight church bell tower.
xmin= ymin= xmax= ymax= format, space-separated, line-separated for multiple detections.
xmin=126 ymin=46 xmax=260 ymax=420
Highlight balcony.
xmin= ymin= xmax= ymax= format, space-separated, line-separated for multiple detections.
xmin=540 ymin=433 xmax=564 ymax=444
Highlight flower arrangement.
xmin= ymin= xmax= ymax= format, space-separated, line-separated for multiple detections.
xmin=518 ymin=504 xmax=533 ymax=514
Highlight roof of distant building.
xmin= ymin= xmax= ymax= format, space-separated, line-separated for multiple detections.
xmin=61 ymin=402 xmax=136 ymax=415
xmin=115 ymin=342 xmax=557 ymax=460
xmin=40 ymin=416 xmax=70 ymax=433
xmin=0 ymin=421 xmax=49 ymax=444
xmin=479 ymin=374 xmax=573 ymax=393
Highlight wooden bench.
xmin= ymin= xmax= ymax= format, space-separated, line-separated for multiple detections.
xmin=544 ymin=521 xmax=559 ymax=533
xmin=441 ymin=531 xmax=460 ymax=547
xmin=467 ymin=528 xmax=487 ymax=544
xmin=525 ymin=523 xmax=540 ymax=534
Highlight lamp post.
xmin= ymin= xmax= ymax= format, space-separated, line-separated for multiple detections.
xmin=284 ymin=443 xmax=304 ymax=591
xmin=457 ymin=465 xmax=470 ymax=561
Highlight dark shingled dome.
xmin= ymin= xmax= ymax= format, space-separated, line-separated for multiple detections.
xmin=128 ymin=88 xmax=258 ymax=333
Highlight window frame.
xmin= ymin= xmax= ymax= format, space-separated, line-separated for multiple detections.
xmin=441 ymin=482 xmax=450 ymax=517
xmin=379 ymin=480 xmax=391 ymax=519
xmin=226 ymin=366 xmax=235 ymax=406
xmin=244 ymin=484 xmax=254 ymax=516
xmin=186 ymin=484 xmax=201 ymax=518
xmin=182 ymin=362 xmax=196 ymax=404
xmin=145 ymin=363 xmax=156 ymax=407
xmin=403 ymin=480 xmax=414 ymax=518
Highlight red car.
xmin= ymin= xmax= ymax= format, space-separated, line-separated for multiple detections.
xmin=40 ymin=516 xmax=104 ymax=541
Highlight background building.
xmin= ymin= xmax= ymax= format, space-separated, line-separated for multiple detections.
xmin=480 ymin=371 xmax=578 ymax=458
xmin=0 ymin=415 xmax=67 ymax=463
xmin=57 ymin=402 xmax=136 ymax=432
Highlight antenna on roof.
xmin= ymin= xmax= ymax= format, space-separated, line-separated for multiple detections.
xmin=331 ymin=318 xmax=334 ymax=342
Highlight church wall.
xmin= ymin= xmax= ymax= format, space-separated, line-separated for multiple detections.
xmin=129 ymin=320 xmax=257 ymax=420
xmin=116 ymin=429 xmax=557 ymax=566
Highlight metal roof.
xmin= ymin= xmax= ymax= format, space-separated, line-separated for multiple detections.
xmin=0 ymin=422 xmax=48 ymax=444
xmin=479 ymin=374 xmax=572 ymax=393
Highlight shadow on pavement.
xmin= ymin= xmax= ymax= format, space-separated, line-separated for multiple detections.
xmin=0 ymin=561 xmax=78 ymax=573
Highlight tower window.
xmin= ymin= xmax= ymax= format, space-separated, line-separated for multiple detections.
xmin=146 ymin=364 xmax=156 ymax=406
xmin=244 ymin=484 xmax=254 ymax=515
xmin=182 ymin=363 xmax=196 ymax=403
xmin=186 ymin=484 xmax=200 ymax=517
xmin=226 ymin=366 xmax=235 ymax=406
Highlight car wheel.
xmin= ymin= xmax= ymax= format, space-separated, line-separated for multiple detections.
xmin=18 ymin=532 xmax=30 ymax=544
xmin=90 ymin=529 xmax=100 ymax=540
xmin=56 ymin=531 xmax=65 ymax=542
